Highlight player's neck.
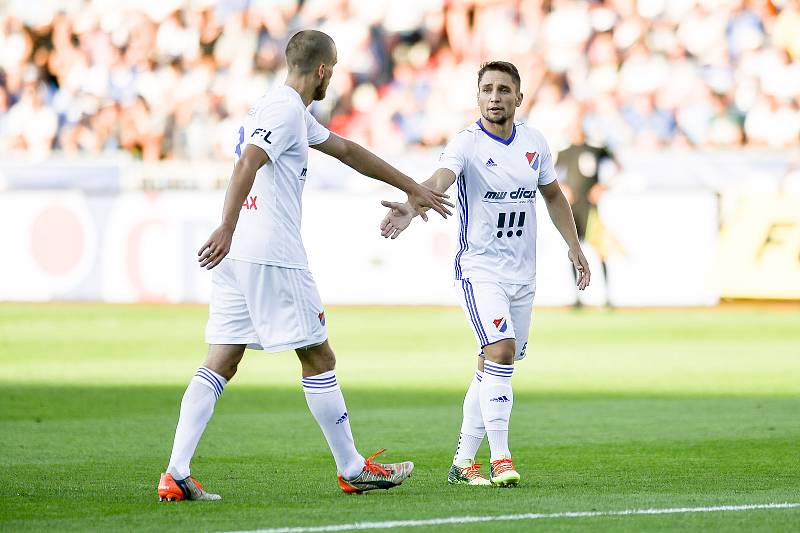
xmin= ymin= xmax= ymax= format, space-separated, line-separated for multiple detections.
xmin=479 ymin=117 xmax=514 ymax=141
xmin=285 ymin=76 xmax=315 ymax=107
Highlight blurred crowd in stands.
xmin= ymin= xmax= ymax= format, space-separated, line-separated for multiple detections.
xmin=1 ymin=0 xmax=799 ymax=161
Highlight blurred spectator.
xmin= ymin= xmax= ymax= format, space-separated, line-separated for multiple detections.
xmin=0 ymin=0 xmax=798 ymax=162
xmin=5 ymin=80 xmax=58 ymax=157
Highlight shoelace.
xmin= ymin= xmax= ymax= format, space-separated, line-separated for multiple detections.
xmin=363 ymin=448 xmax=392 ymax=476
xmin=462 ymin=463 xmax=484 ymax=479
xmin=492 ymin=458 xmax=515 ymax=474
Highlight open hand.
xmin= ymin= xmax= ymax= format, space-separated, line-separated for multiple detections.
xmin=407 ymin=183 xmax=453 ymax=221
xmin=568 ymin=247 xmax=591 ymax=290
xmin=380 ymin=201 xmax=414 ymax=239
xmin=198 ymin=224 xmax=234 ymax=269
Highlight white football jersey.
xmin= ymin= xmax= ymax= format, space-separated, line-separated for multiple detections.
xmin=438 ymin=120 xmax=557 ymax=284
xmin=227 ymin=86 xmax=330 ymax=268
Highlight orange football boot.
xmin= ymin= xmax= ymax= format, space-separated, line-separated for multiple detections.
xmin=158 ymin=472 xmax=221 ymax=501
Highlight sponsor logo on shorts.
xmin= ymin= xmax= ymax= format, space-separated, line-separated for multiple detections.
xmin=318 ymin=311 xmax=326 ymax=326
xmin=493 ymin=317 xmax=508 ymax=333
xmin=490 ymin=395 xmax=510 ymax=402
xmin=336 ymin=411 xmax=348 ymax=424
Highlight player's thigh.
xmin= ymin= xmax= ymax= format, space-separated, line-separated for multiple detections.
xmin=242 ymin=264 xmax=328 ymax=352
xmin=205 ymin=259 xmax=260 ymax=347
xmin=508 ymin=283 xmax=535 ymax=361
xmin=455 ymin=279 xmax=516 ymax=353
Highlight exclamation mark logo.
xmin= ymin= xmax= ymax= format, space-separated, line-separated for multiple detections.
xmin=496 ymin=212 xmax=526 ymax=238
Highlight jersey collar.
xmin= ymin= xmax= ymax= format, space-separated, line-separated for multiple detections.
xmin=476 ymin=119 xmax=516 ymax=145
xmin=284 ymin=85 xmax=305 ymax=107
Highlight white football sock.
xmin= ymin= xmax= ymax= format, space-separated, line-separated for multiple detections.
xmin=167 ymin=367 xmax=227 ymax=480
xmin=480 ymin=360 xmax=514 ymax=460
xmin=302 ymin=371 xmax=365 ymax=479
xmin=454 ymin=369 xmax=485 ymax=464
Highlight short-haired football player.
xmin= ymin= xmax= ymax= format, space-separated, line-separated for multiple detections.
xmin=157 ymin=30 xmax=452 ymax=501
xmin=380 ymin=61 xmax=590 ymax=487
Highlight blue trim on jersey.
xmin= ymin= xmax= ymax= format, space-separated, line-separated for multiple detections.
xmin=454 ymin=174 xmax=468 ymax=279
xmin=476 ymin=119 xmax=516 ymax=145
xmin=462 ymin=280 xmax=488 ymax=346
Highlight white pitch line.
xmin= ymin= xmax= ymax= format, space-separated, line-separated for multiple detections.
xmin=225 ymin=502 xmax=800 ymax=533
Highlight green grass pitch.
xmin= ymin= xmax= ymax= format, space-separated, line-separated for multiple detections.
xmin=1 ymin=303 xmax=799 ymax=532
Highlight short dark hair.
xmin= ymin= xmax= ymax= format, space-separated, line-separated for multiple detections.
xmin=285 ymin=30 xmax=335 ymax=74
xmin=477 ymin=61 xmax=521 ymax=91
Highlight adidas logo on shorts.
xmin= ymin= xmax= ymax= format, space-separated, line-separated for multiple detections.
xmin=490 ymin=395 xmax=510 ymax=403
xmin=335 ymin=412 xmax=348 ymax=424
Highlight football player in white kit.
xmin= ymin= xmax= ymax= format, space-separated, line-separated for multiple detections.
xmin=380 ymin=61 xmax=590 ymax=487
xmin=157 ymin=30 xmax=453 ymax=501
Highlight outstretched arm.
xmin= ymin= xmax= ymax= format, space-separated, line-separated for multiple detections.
xmin=198 ymin=144 xmax=268 ymax=269
xmin=539 ymin=180 xmax=591 ymax=290
xmin=380 ymin=168 xmax=457 ymax=239
xmin=312 ymin=133 xmax=453 ymax=219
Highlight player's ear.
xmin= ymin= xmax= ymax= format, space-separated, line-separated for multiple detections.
xmin=516 ymin=92 xmax=523 ymax=107
xmin=317 ymin=63 xmax=325 ymax=79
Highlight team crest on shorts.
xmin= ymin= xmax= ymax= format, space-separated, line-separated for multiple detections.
xmin=493 ymin=317 xmax=508 ymax=333
xmin=525 ymin=151 xmax=539 ymax=171
xmin=318 ymin=311 xmax=326 ymax=326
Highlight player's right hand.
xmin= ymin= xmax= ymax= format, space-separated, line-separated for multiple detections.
xmin=198 ymin=224 xmax=234 ymax=269
xmin=407 ymin=184 xmax=453 ymax=221
xmin=380 ymin=201 xmax=414 ymax=239
xmin=568 ymin=246 xmax=591 ymax=290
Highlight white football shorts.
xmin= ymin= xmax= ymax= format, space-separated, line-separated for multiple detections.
xmin=455 ymin=279 xmax=535 ymax=360
xmin=205 ymin=258 xmax=327 ymax=352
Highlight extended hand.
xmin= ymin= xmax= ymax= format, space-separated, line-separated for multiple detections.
xmin=568 ymin=247 xmax=591 ymax=290
xmin=407 ymin=184 xmax=453 ymax=221
xmin=380 ymin=201 xmax=414 ymax=239
xmin=198 ymin=224 xmax=234 ymax=269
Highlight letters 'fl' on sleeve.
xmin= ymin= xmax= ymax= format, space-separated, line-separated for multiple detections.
xmin=305 ymin=108 xmax=331 ymax=146
xmin=246 ymin=104 xmax=296 ymax=161
xmin=438 ymin=132 xmax=472 ymax=177
xmin=536 ymin=132 xmax=558 ymax=187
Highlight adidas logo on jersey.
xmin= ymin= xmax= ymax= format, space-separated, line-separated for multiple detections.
xmin=485 ymin=158 xmax=498 ymax=167
xmin=335 ymin=412 xmax=348 ymax=424
xmin=490 ymin=396 xmax=511 ymax=403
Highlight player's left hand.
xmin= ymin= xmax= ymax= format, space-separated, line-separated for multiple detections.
xmin=380 ymin=201 xmax=414 ymax=239
xmin=568 ymin=246 xmax=591 ymax=290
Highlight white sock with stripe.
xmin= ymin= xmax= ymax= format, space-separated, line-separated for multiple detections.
xmin=454 ymin=369 xmax=485 ymax=464
xmin=480 ymin=360 xmax=514 ymax=460
xmin=167 ymin=366 xmax=227 ymax=480
xmin=302 ymin=371 xmax=365 ymax=480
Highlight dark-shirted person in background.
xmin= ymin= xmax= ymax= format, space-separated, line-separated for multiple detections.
xmin=557 ymin=119 xmax=618 ymax=308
